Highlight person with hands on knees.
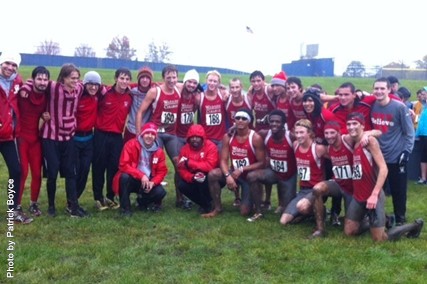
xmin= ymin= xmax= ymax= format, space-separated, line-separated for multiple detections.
xmin=177 ymin=124 xmax=219 ymax=214
xmin=112 ymin=122 xmax=167 ymax=216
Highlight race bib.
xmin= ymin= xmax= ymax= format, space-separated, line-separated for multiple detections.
xmin=332 ymin=165 xmax=352 ymax=179
xmin=352 ymin=164 xmax=363 ymax=180
xmin=180 ymin=112 xmax=194 ymax=125
xmin=206 ymin=113 xmax=222 ymax=126
xmin=270 ymin=159 xmax=288 ymax=173
xmin=232 ymin=158 xmax=249 ymax=169
xmin=161 ymin=111 xmax=177 ymax=124
xmin=297 ymin=166 xmax=311 ymax=181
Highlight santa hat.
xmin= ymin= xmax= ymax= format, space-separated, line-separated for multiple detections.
xmin=140 ymin=122 xmax=158 ymax=137
xmin=270 ymin=71 xmax=287 ymax=87
xmin=0 ymin=51 xmax=21 ymax=67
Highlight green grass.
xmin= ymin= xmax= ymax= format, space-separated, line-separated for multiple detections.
xmin=1 ymin=67 xmax=426 ymax=282
xmin=1 ymin=158 xmax=426 ymax=283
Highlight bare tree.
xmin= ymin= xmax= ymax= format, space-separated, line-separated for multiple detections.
xmin=105 ymin=36 xmax=136 ymax=60
xmin=74 ymin=44 xmax=96 ymax=57
xmin=144 ymin=41 xmax=172 ymax=63
xmin=414 ymin=55 xmax=427 ymax=69
xmin=36 ymin=40 xmax=60 ymax=55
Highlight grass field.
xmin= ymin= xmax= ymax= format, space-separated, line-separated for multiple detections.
xmin=0 ymin=66 xmax=426 ymax=283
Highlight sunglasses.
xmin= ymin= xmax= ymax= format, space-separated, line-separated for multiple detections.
xmin=234 ymin=116 xmax=248 ymax=121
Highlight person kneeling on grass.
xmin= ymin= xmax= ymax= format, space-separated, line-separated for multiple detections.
xmin=177 ymin=124 xmax=219 ymax=214
xmin=112 ymin=122 xmax=167 ymax=216
xmin=344 ymin=112 xmax=423 ymax=242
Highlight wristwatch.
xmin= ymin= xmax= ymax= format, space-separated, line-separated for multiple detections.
xmin=224 ymin=173 xmax=230 ymax=178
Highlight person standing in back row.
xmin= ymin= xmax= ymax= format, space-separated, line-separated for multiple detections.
xmin=0 ymin=51 xmax=33 ymax=223
xmin=21 ymin=63 xmax=86 ymax=217
xmin=197 ymin=70 xmax=228 ymax=150
xmin=74 ymin=71 xmax=102 ymax=206
xmin=17 ymin=66 xmax=49 ymax=217
xmin=370 ymin=77 xmax=415 ymax=226
xmin=124 ymin=67 xmax=154 ymax=144
xmin=92 ymin=68 xmax=132 ymax=211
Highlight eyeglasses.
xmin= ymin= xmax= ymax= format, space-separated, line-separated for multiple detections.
xmin=234 ymin=116 xmax=248 ymax=121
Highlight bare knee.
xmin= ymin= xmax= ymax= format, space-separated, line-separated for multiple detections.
xmin=296 ymin=199 xmax=313 ymax=215
xmin=344 ymin=220 xmax=359 ymax=236
xmin=313 ymin=182 xmax=328 ymax=197
xmin=208 ymin=168 xmax=222 ymax=182
xmin=370 ymin=227 xmax=387 ymax=242
xmin=246 ymin=170 xmax=260 ymax=183
xmin=280 ymin=213 xmax=293 ymax=225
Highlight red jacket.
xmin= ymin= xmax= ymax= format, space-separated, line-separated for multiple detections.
xmin=177 ymin=124 xmax=219 ymax=183
xmin=112 ymin=138 xmax=168 ymax=195
xmin=0 ymin=74 xmax=22 ymax=141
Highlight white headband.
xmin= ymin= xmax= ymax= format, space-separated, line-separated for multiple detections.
xmin=234 ymin=111 xmax=251 ymax=123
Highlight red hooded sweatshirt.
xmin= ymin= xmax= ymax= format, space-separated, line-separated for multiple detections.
xmin=177 ymin=124 xmax=219 ymax=183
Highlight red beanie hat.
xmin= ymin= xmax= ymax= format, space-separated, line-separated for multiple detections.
xmin=140 ymin=122 xmax=158 ymax=137
xmin=270 ymin=71 xmax=287 ymax=87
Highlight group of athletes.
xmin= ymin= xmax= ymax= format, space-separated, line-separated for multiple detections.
xmin=0 ymin=50 xmax=423 ymax=242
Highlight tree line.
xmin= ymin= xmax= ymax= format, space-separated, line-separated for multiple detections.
xmin=35 ymin=36 xmax=172 ymax=63
xmin=343 ymin=56 xmax=427 ymax=78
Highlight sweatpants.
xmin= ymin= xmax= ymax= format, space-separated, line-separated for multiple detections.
xmin=42 ymin=138 xmax=78 ymax=211
xmin=0 ymin=140 xmax=21 ymax=210
xmin=92 ymin=129 xmax=123 ymax=201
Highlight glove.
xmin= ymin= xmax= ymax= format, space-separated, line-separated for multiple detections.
xmin=398 ymin=151 xmax=410 ymax=167
xmin=193 ymin=172 xmax=206 ymax=183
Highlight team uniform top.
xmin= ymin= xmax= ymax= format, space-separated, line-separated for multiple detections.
xmin=199 ymin=91 xmax=226 ymax=141
xmin=252 ymin=86 xmax=275 ymax=131
xmin=352 ymin=143 xmax=376 ymax=202
xmin=95 ymin=87 xmax=132 ymax=134
xmin=306 ymin=108 xmax=338 ymax=145
xmin=151 ymin=86 xmax=180 ymax=135
xmin=225 ymin=93 xmax=252 ymax=128
xmin=75 ymin=93 xmax=98 ymax=133
xmin=176 ymin=91 xmax=197 ymax=138
xmin=265 ymin=129 xmax=297 ymax=180
xmin=294 ymin=142 xmax=325 ymax=188
xmin=275 ymin=98 xmax=290 ymax=120
xmin=328 ymin=136 xmax=353 ymax=194
xmin=329 ymin=96 xmax=375 ymax=134
xmin=18 ymin=89 xmax=47 ymax=141
xmin=229 ymin=130 xmax=257 ymax=178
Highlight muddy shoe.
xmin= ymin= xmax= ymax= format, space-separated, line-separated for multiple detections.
xmin=407 ymin=219 xmax=424 ymax=239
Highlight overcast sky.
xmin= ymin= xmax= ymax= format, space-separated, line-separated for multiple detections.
xmin=3 ymin=0 xmax=425 ymax=75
